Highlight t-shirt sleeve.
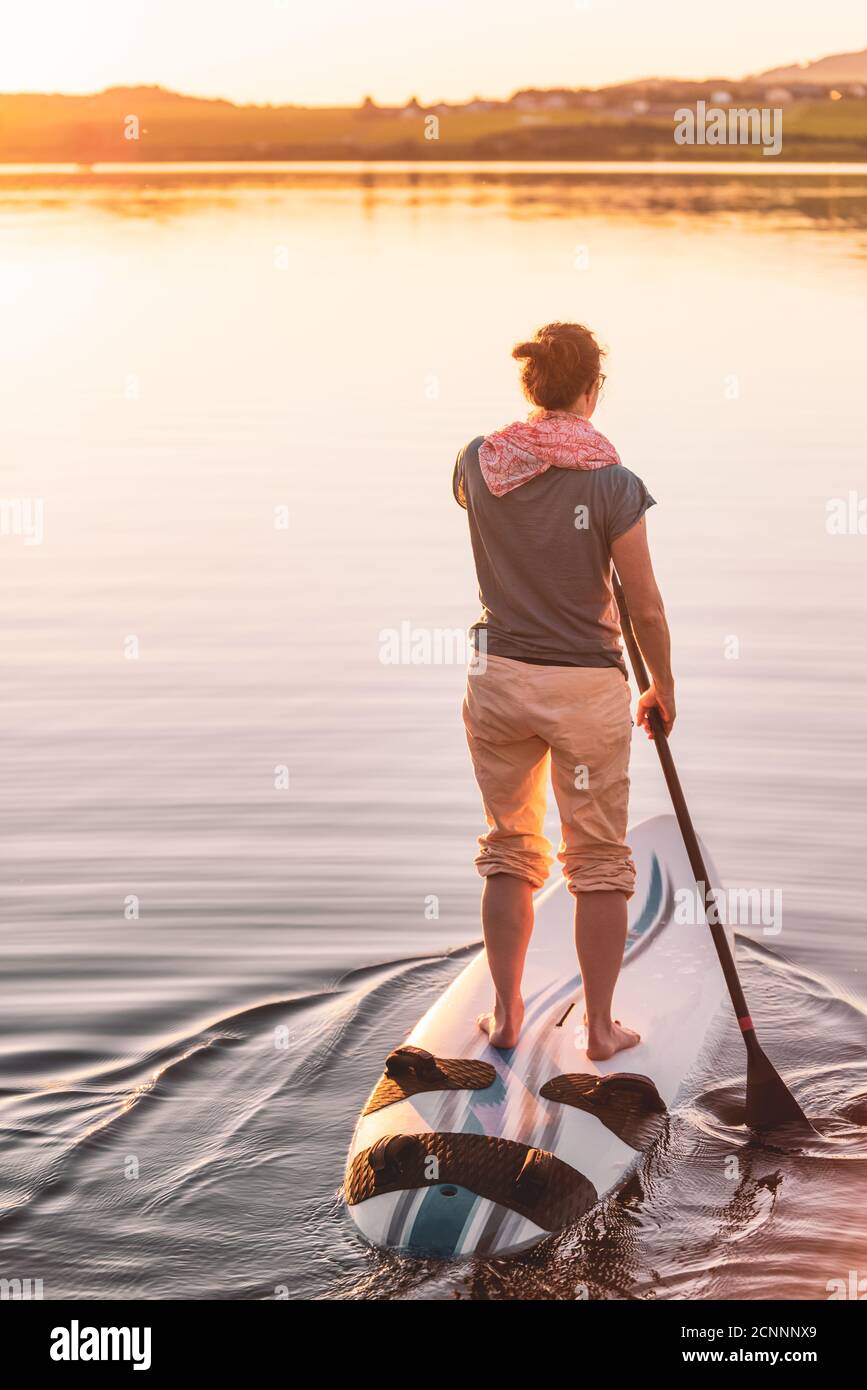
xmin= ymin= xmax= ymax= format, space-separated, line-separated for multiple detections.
xmin=606 ymin=466 xmax=656 ymax=544
xmin=452 ymin=444 xmax=468 ymax=508
xmin=450 ymin=439 xmax=477 ymax=511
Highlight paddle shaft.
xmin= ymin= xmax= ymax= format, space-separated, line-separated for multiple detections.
xmin=612 ymin=574 xmax=759 ymax=1053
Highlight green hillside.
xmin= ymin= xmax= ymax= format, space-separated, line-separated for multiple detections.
xmin=0 ymin=86 xmax=865 ymax=162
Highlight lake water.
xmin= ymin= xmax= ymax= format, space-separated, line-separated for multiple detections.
xmin=1 ymin=163 xmax=866 ymax=1301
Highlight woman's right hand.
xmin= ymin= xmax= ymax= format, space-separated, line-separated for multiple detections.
xmin=636 ymin=684 xmax=676 ymax=739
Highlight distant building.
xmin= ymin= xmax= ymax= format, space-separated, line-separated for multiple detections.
xmin=710 ymin=90 xmax=733 ymax=104
xmin=511 ymin=89 xmax=574 ymax=112
xmin=632 ymin=98 xmax=650 ymax=114
xmin=765 ymin=86 xmax=793 ymax=103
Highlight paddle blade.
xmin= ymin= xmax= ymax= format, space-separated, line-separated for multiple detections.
xmin=745 ymin=1042 xmax=812 ymax=1132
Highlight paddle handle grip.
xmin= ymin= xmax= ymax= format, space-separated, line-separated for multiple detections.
xmin=612 ymin=572 xmax=755 ymax=1036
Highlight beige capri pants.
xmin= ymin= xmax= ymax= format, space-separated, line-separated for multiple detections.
xmin=462 ymin=653 xmax=636 ymax=897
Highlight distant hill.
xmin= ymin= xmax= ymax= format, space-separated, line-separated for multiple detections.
xmin=757 ymin=47 xmax=867 ymax=85
xmin=0 ymin=65 xmax=866 ymax=163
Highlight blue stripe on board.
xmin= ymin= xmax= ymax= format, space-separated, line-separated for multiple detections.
xmin=403 ymin=1185 xmax=480 ymax=1257
xmin=624 ymin=854 xmax=664 ymax=959
xmin=469 ymin=1072 xmax=507 ymax=1109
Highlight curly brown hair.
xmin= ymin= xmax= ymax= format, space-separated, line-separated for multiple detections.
xmin=512 ymin=321 xmax=604 ymax=411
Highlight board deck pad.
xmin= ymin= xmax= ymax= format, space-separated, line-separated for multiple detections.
xmin=345 ymin=814 xmax=732 ymax=1258
xmin=539 ymin=1072 xmax=668 ymax=1150
xmin=346 ymin=1131 xmax=598 ymax=1233
xmin=362 ymin=1054 xmax=497 ymax=1116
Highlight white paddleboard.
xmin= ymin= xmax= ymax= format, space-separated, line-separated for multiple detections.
xmin=344 ymin=814 xmax=731 ymax=1258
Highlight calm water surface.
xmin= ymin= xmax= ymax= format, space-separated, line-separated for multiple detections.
xmin=1 ymin=165 xmax=866 ymax=1300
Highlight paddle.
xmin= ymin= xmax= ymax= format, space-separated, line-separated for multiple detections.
xmin=612 ymin=571 xmax=811 ymax=1132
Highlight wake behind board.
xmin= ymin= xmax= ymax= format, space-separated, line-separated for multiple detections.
xmin=344 ymin=814 xmax=731 ymax=1258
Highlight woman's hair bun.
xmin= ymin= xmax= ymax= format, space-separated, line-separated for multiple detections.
xmin=511 ymin=321 xmax=603 ymax=411
xmin=512 ymin=340 xmax=542 ymax=361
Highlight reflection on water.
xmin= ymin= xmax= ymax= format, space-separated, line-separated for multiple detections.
xmin=0 ymin=165 xmax=865 ymax=1300
xmin=4 ymin=162 xmax=867 ymax=230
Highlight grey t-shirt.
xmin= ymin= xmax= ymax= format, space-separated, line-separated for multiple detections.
xmin=454 ymin=435 xmax=655 ymax=672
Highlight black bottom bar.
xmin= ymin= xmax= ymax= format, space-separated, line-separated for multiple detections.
xmin=8 ymin=1295 xmax=859 ymax=1374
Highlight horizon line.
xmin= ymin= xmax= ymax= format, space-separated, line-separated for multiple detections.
xmin=0 ymin=58 xmax=859 ymax=112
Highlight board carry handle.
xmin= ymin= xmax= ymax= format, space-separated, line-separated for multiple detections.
xmin=367 ymin=1133 xmax=423 ymax=1177
xmin=514 ymin=1147 xmax=555 ymax=1204
xmin=612 ymin=570 xmax=811 ymax=1133
xmin=591 ymin=1072 xmax=666 ymax=1111
xmin=384 ymin=1045 xmax=442 ymax=1082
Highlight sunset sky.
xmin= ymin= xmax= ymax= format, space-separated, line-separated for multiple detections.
xmin=2 ymin=1 xmax=865 ymax=105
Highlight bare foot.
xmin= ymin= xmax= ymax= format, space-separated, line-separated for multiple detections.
xmin=478 ymin=1000 xmax=523 ymax=1049
xmin=585 ymin=1019 xmax=641 ymax=1061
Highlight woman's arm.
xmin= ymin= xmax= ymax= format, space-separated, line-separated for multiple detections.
xmin=610 ymin=516 xmax=676 ymax=737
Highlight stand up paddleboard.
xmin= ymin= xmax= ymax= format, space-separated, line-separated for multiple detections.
xmin=344 ymin=814 xmax=732 ymax=1258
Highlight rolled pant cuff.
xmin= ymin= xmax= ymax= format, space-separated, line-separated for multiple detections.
xmin=564 ymin=858 xmax=636 ymax=898
xmin=475 ymin=851 xmax=550 ymax=891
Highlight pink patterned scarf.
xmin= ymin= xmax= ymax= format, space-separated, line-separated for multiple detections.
xmin=478 ymin=409 xmax=620 ymax=497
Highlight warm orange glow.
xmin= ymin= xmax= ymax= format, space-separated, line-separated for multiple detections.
xmin=0 ymin=2 xmax=864 ymax=105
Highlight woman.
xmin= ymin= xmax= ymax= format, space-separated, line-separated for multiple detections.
xmin=453 ymin=322 xmax=675 ymax=1060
